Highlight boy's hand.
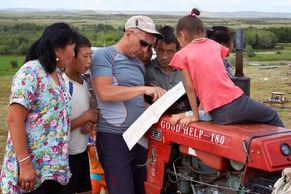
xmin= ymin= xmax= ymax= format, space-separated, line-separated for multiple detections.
xmin=170 ymin=113 xmax=185 ymax=125
xmin=84 ymin=109 xmax=98 ymax=123
xmin=80 ymin=121 xmax=95 ymax=135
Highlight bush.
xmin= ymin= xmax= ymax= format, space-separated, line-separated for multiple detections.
xmin=244 ymin=28 xmax=278 ymax=49
xmin=245 ymin=45 xmax=256 ymax=57
xmin=10 ymin=60 xmax=18 ymax=68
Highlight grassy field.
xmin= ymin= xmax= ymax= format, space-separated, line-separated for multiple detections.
xmin=2 ymin=11 xmax=291 ymax=29
xmin=0 ymin=59 xmax=290 ymax=166
xmin=0 ymin=55 xmax=25 ymax=76
xmin=0 ymin=13 xmax=291 ymax=188
xmin=0 ymin=75 xmax=12 ymax=163
xmin=246 ymin=52 xmax=291 ymax=61
xmin=245 ymin=64 xmax=291 ymax=127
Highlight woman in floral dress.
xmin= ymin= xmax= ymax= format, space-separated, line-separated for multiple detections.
xmin=0 ymin=23 xmax=78 ymax=194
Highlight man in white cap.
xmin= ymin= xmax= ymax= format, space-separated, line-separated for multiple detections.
xmin=90 ymin=15 xmax=165 ymax=194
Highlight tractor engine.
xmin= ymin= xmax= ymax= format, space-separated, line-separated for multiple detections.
xmin=144 ymin=116 xmax=291 ymax=194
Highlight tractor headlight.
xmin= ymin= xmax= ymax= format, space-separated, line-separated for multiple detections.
xmin=280 ymin=143 xmax=290 ymax=156
xmin=230 ymin=160 xmax=245 ymax=171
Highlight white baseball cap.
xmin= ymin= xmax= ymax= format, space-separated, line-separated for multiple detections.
xmin=124 ymin=15 xmax=163 ymax=39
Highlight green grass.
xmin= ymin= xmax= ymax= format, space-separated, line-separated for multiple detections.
xmin=277 ymin=42 xmax=291 ymax=48
xmin=253 ymin=43 xmax=291 ymax=52
xmin=0 ymin=55 xmax=25 ymax=76
xmin=245 ymin=42 xmax=291 ymax=61
xmin=245 ymin=51 xmax=291 ymax=61
xmin=0 ymin=76 xmax=11 ymax=166
xmin=0 ymin=76 xmax=11 ymax=131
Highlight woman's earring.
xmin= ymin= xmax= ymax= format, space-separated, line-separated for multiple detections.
xmin=56 ymin=57 xmax=59 ymax=61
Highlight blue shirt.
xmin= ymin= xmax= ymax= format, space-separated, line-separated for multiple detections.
xmin=91 ymin=46 xmax=145 ymax=134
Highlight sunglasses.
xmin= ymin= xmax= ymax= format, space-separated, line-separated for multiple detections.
xmin=139 ymin=40 xmax=153 ymax=49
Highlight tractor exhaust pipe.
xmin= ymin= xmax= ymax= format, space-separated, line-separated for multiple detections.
xmin=231 ymin=29 xmax=251 ymax=96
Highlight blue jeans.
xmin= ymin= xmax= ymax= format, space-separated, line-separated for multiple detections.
xmin=96 ymin=132 xmax=147 ymax=194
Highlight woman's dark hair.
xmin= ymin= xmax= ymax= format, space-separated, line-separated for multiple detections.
xmin=74 ymin=34 xmax=91 ymax=57
xmin=25 ymin=22 xmax=78 ymax=73
xmin=207 ymin=26 xmax=233 ymax=47
xmin=176 ymin=8 xmax=205 ymax=40
xmin=157 ymin=25 xmax=180 ymax=50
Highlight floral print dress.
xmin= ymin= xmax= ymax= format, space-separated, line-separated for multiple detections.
xmin=0 ymin=60 xmax=72 ymax=193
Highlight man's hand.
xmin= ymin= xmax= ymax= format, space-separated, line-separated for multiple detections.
xmin=144 ymin=86 xmax=166 ymax=102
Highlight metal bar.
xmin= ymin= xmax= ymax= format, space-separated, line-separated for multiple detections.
xmin=235 ymin=29 xmax=244 ymax=77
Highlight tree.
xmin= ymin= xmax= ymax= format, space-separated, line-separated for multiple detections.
xmin=244 ymin=28 xmax=278 ymax=49
xmin=256 ymin=31 xmax=277 ymax=49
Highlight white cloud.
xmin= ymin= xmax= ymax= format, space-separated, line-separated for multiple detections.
xmin=11 ymin=0 xmax=35 ymax=8
xmin=80 ymin=0 xmax=102 ymax=10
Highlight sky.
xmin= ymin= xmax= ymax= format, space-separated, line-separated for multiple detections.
xmin=1 ymin=0 xmax=291 ymax=13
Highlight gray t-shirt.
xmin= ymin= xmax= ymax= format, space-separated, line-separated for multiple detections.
xmin=145 ymin=58 xmax=191 ymax=113
xmin=91 ymin=46 xmax=145 ymax=134
xmin=145 ymin=58 xmax=183 ymax=90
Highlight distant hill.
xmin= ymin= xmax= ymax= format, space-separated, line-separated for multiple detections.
xmin=1 ymin=8 xmax=291 ymax=18
xmin=202 ymin=11 xmax=291 ymax=18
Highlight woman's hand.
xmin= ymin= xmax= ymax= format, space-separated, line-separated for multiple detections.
xmin=18 ymin=159 xmax=36 ymax=192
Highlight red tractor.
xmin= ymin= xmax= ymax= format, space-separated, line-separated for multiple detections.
xmin=144 ymin=29 xmax=290 ymax=194
xmin=144 ymin=116 xmax=291 ymax=194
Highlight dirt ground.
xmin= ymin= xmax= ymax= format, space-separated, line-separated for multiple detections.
xmin=244 ymin=64 xmax=291 ymax=127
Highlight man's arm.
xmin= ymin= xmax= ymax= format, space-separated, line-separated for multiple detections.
xmin=92 ymin=76 xmax=165 ymax=102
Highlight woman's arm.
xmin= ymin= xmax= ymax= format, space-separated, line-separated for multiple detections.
xmin=7 ymin=103 xmax=36 ymax=191
xmin=7 ymin=104 xmax=29 ymax=161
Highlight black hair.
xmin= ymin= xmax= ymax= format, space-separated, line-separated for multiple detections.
xmin=207 ymin=26 xmax=233 ymax=47
xmin=157 ymin=25 xmax=180 ymax=50
xmin=25 ymin=22 xmax=78 ymax=74
xmin=176 ymin=8 xmax=205 ymax=40
xmin=74 ymin=34 xmax=92 ymax=57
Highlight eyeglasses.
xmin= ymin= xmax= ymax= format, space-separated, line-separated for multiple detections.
xmin=139 ymin=39 xmax=153 ymax=49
